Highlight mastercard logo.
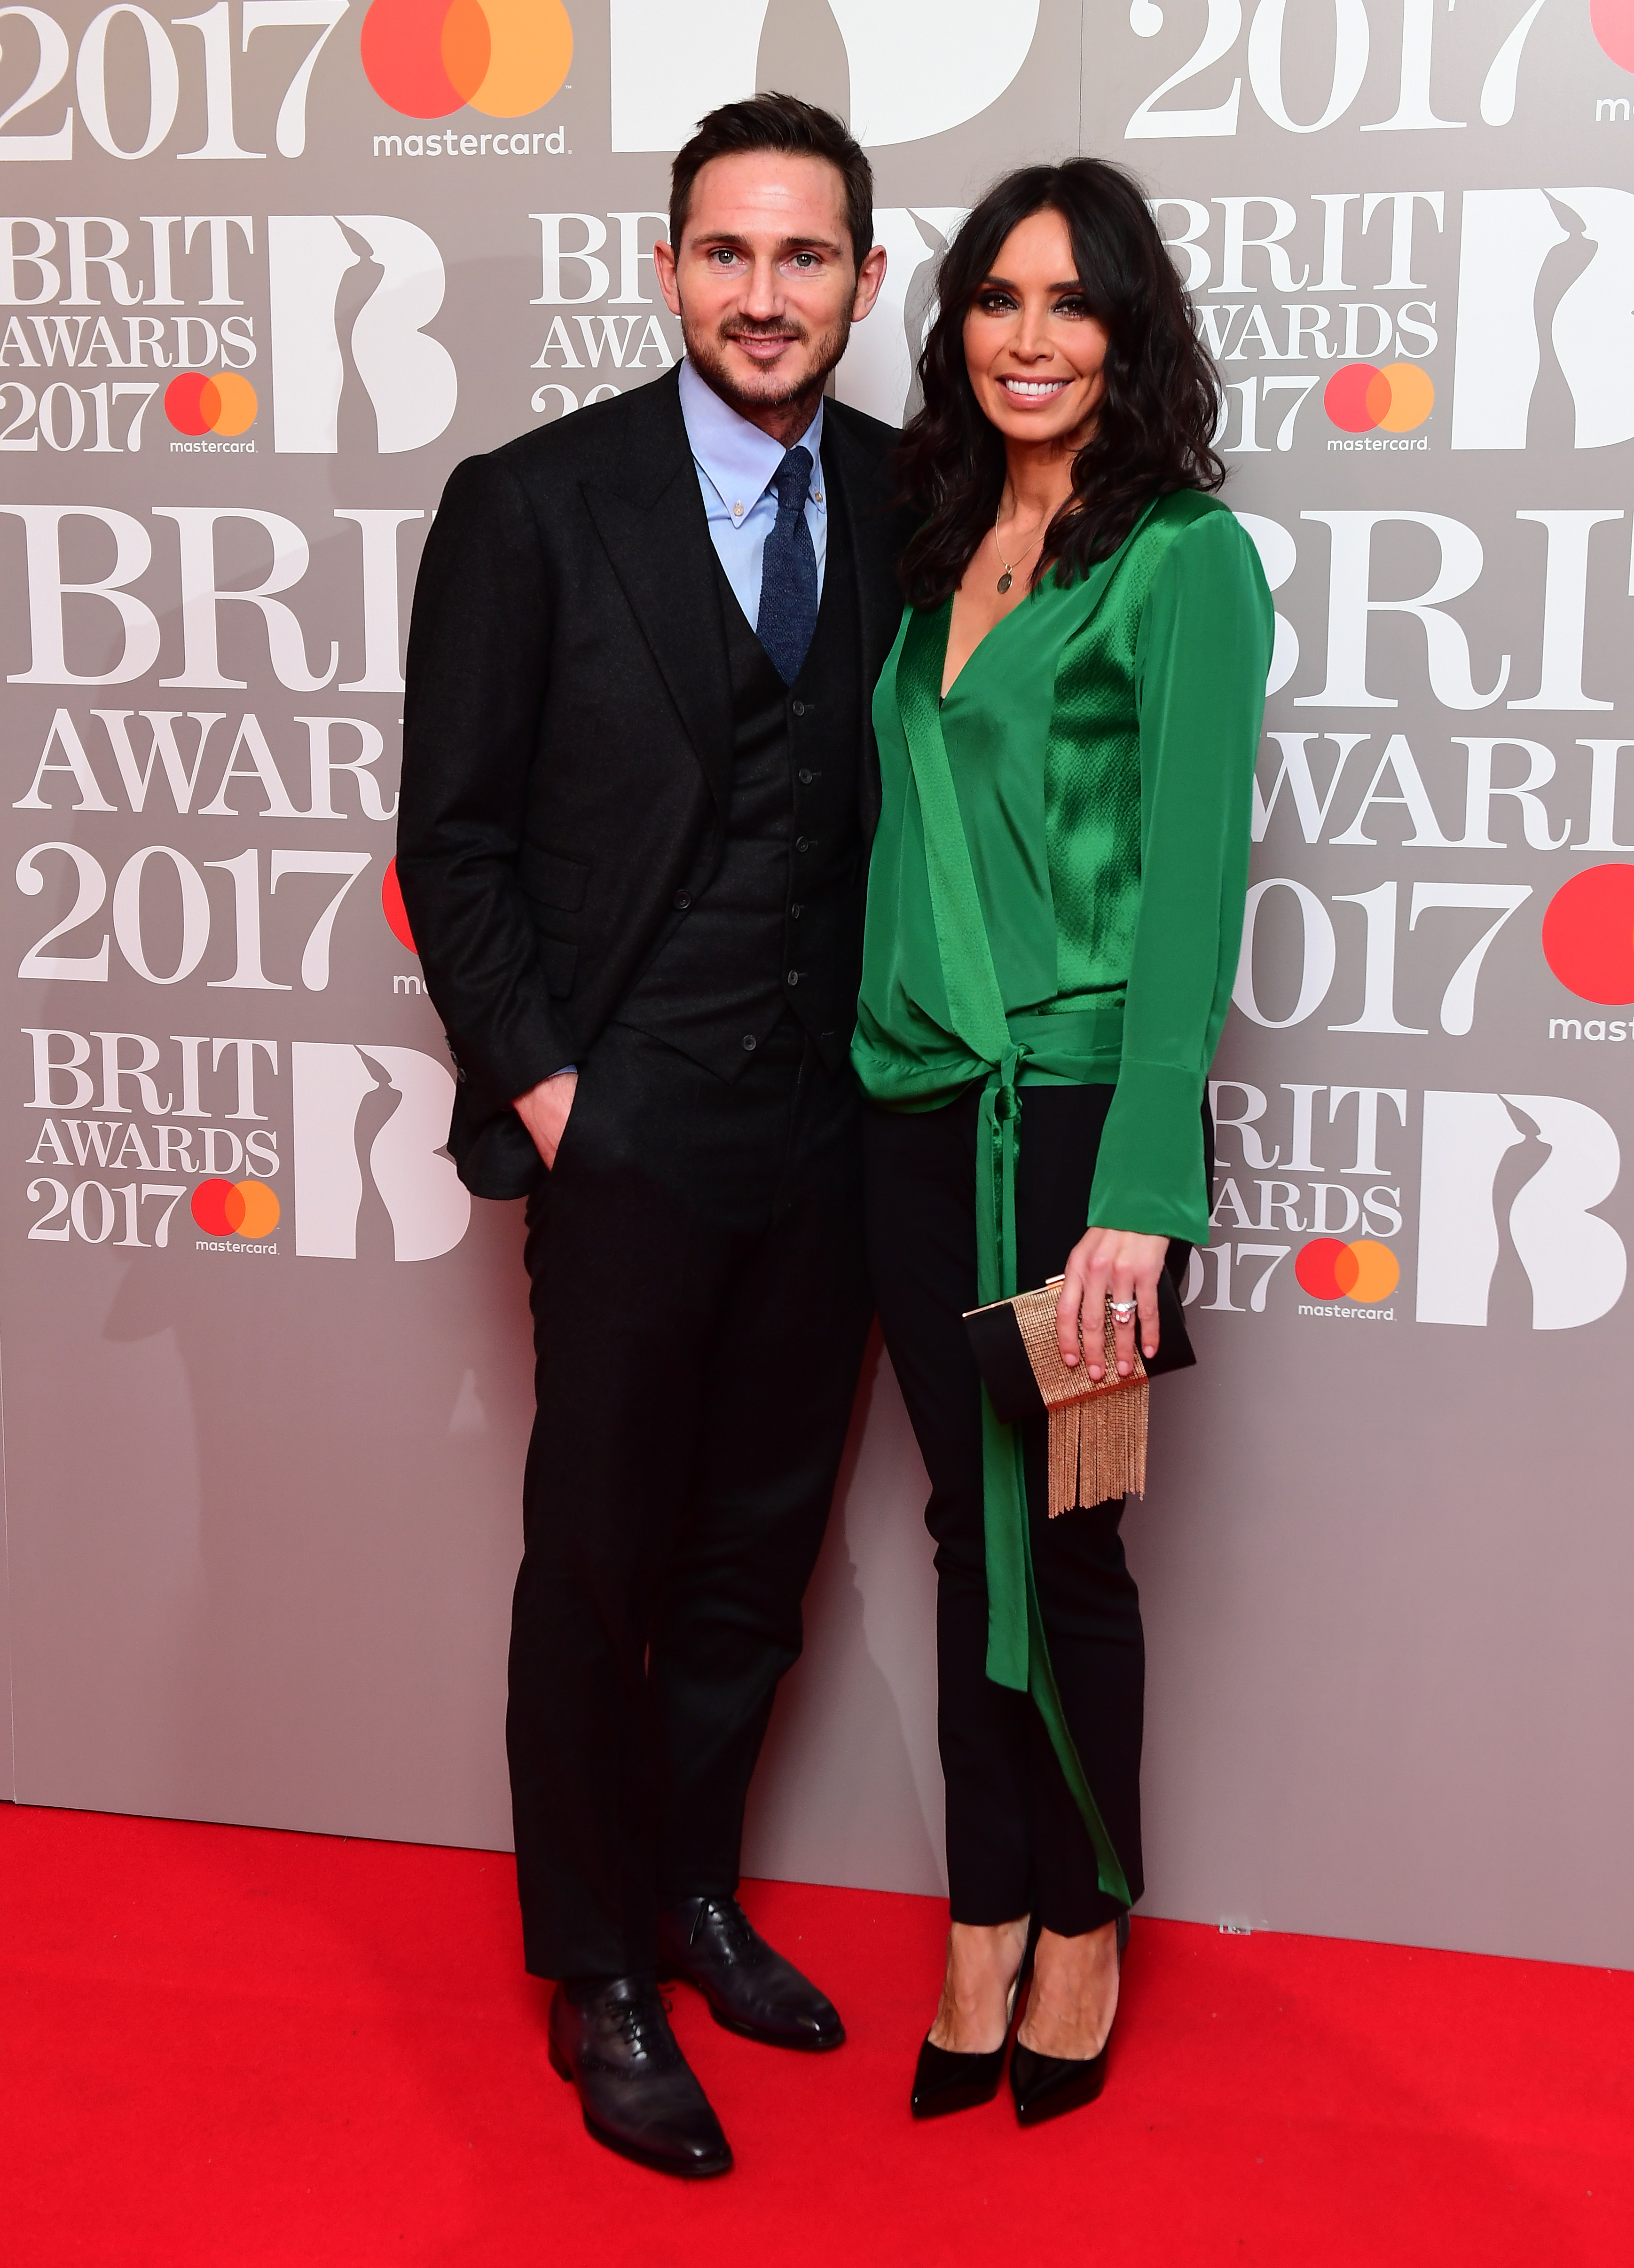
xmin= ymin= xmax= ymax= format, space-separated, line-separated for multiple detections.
xmin=1295 ymin=1238 xmax=1400 ymax=1305
xmin=192 ymin=1178 xmax=280 ymax=1239
xmin=1324 ymin=361 xmax=1435 ymax=435
xmin=1542 ymin=864 xmax=1634 ymax=1004
xmin=165 ymin=371 xmax=257 ymax=436
xmin=1592 ymin=0 xmax=1634 ymax=71
xmin=383 ymin=855 xmax=418 ymax=953
xmin=361 ymin=0 xmax=572 ymax=119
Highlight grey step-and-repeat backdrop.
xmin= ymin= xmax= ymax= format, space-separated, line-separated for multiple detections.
xmin=2 ymin=0 xmax=1630 ymax=1967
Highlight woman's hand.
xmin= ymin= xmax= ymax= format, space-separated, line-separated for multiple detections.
xmin=1055 ymin=1227 xmax=1170 ymax=1380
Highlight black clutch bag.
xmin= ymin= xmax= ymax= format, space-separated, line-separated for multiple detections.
xmin=963 ymin=1263 xmax=1195 ymax=1512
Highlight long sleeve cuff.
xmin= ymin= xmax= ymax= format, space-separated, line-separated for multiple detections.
xmin=1087 ymin=1057 xmax=1210 ymax=1245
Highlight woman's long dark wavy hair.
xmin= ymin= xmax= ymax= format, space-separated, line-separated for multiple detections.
xmin=896 ymin=158 xmax=1223 ymax=607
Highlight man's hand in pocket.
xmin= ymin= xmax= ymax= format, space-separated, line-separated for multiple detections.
xmin=514 ymin=1068 xmax=578 ymax=1168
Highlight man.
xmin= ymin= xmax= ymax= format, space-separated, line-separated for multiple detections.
xmin=398 ymin=95 xmax=903 ymax=2178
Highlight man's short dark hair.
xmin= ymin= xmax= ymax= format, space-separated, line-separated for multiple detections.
xmin=668 ymin=93 xmax=874 ymax=268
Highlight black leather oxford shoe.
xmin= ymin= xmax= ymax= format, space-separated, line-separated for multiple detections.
xmin=548 ymin=1974 xmax=732 ymax=2178
xmin=658 ymin=1895 xmax=845 ymax=2051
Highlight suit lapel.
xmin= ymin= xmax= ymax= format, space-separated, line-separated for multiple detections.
xmin=823 ymin=408 xmax=901 ymax=695
xmin=581 ymin=373 xmax=735 ymax=814
xmin=822 ymin=409 xmax=900 ymax=840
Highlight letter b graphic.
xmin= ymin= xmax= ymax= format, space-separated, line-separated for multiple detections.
xmin=268 ymin=215 xmax=457 ymax=454
xmin=1452 ymin=188 xmax=1634 ymax=451
xmin=1415 ymin=1090 xmax=1625 ymax=1328
xmin=292 ymin=1042 xmax=469 ymax=1261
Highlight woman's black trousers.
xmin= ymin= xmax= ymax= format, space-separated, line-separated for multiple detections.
xmin=865 ymin=1080 xmax=1174 ymax=1937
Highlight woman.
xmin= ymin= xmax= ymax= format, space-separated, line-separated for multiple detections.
xmin=855 ymin=159 xmax=1271 ymax=2127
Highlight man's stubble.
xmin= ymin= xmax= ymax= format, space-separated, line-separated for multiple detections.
xmin=680 ymin=302 xmax=856 ymax=426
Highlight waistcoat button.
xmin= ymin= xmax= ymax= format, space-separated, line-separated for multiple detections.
xmin=791 ymin=699 xmax=806 ymax=717
xmin=742 ymin=1033 xmax=758 ymax=1052
xmin=672 ymin=890 xmax=691 ymax=910
xmin=798 ymin=767 xmax=813 ymax=784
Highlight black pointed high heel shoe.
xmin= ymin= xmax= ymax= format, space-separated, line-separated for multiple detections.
xmin=1009 ymin=1910 xmax=1129 ymax=2128
xmin=910 ymin=1918 xmax=1038 ymax=2120
xmin=909 ymin=2033 xmax=1007 ymax=2119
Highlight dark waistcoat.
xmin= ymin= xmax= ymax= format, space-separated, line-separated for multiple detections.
xmin=616 ymin=496 xmax=865 ymax=1080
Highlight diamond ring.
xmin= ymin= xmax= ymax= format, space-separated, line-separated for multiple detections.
xmin=1108 ymin=1298 xmax=1138 ymax=1322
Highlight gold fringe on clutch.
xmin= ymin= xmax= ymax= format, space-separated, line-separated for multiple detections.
xmin=1011 ymin=1284 xmax=1148 ymax=1515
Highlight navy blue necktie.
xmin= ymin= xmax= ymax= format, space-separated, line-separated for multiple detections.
xmin=755 ymin=444 xmax=818 ymax=685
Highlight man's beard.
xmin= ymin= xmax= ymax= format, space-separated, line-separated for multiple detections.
xmin=683 ymin=308 xmax=852 ymax=417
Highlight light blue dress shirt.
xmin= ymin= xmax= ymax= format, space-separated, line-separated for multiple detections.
xmin=677 ymin=357 xmax=827 ymax=630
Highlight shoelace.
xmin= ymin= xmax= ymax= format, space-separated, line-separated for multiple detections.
xmin=690 ymin=1897 xmax=758 ymax=1961
xmin=608 ymin=1989 xmax=675 ymax=2062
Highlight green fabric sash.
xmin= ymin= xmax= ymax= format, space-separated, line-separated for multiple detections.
xmin=896 ymin=602 xmax=1131 ymax=1908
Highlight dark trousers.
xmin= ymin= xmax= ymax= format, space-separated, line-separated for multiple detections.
xmin=865 ymin=1082 xmax=1167 ymax=1937
xmin=510 ymin=1016 xmax=872 ymax=1980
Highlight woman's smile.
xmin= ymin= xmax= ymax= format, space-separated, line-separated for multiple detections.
xmin=998 ymin=374 xmax=1072 ymax=400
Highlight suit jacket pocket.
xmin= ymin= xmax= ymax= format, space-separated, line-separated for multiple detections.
xmin=519 ymin=842 xmax=590 ymax=912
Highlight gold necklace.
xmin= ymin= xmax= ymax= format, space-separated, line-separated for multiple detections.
xmin=994 ymin=518 xmax=1045 ymax=594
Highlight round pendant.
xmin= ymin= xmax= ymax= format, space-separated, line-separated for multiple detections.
xmin=996 ymin=569 xmax=1013 ymax=593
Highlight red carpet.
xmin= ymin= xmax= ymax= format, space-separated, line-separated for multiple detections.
xmin=2 ymin=1805 xmax=1629 ymax=2267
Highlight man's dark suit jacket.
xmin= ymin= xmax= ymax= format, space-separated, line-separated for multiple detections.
xmin=397 ymin=364 xmax=906 ymax=1199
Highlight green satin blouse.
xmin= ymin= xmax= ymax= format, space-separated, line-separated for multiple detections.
xmin=853 ymin=488 xmax=1273 ymax=1247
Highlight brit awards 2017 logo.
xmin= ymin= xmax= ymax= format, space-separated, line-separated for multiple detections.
xmin=1199 ymin=1077 xmax=1628 ymax=1333
xmin=19 ymin=1025 xmax=468 ymax=1262
xmin=361 ymin=0 xmax=573 ymax=117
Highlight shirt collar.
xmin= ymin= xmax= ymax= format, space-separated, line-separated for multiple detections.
xmin=678 ymin=357 xmax=825 ymax=528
